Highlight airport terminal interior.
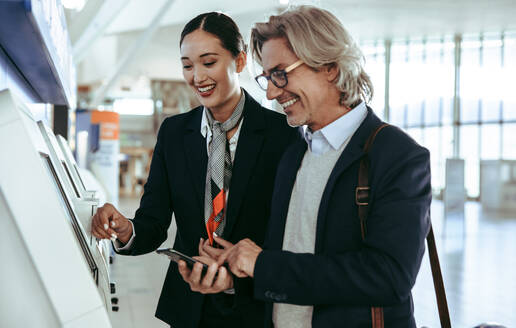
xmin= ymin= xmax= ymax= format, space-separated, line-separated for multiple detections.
xmin=1 ymin=0 xmax=516 ymax=327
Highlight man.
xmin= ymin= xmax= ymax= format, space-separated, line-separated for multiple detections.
xmin=211 ymin=6 xmax=432 ymax=328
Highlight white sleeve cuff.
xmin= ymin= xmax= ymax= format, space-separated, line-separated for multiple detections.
xmin=223 ymin=288 xmax=235 ymax=295
xmin=112 ymin=220 xmax=136 ymax=251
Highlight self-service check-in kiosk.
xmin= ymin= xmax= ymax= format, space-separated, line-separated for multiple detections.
xmin=37 ymin=121 xmax=114 ymax=306
xmin=56 ymin=134 xmax=95 ymax=200
xmin=55 ymin=133 xmax=114 ymax=272
xmin=56 ymin=134 xmax=108 ymax=206
xmin=0 ymin=89 xmax=112 ymax=327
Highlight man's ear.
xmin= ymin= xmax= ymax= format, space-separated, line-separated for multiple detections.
xmin=235 ymin=51 xmax=247 ymax=73
xmin=326 ymin=63 xmax=339 ymax=82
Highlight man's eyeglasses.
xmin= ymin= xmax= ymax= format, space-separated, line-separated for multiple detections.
xmin=255 ymin=60 xmax=304 ymax=91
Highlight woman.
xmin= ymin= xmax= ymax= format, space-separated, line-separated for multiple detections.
xmin=91 ymin=12 xmax=298 ymax=328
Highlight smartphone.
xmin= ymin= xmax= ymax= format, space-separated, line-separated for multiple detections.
xmin=156 ymin=248 xmax=208 ymax=275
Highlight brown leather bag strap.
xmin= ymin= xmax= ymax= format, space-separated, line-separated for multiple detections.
xmin=356 ymin=123 xmax=388 ymax=238
xmin=356 ymin=123 xmax=388 ymax=328
xmin=427 ymin=225 xmax=452 ymax=328
xmin=356 ymin=123 xmax=451 ymax=328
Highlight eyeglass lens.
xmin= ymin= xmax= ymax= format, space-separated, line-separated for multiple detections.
xmin=256 ymin=71 xmax=287 ymax=90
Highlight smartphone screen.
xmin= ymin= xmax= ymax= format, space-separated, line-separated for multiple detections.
xmin=156 ymin=248 xmax=208 ymax=275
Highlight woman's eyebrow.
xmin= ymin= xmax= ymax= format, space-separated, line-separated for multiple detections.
xmin=180 ymin=53 xmax=219 ymax=60
xmin=200 ymin=52 xmax=220 ymax=58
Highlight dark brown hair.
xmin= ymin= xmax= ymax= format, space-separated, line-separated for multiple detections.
xmin=180 ymin=12 xmax=246 ymax=58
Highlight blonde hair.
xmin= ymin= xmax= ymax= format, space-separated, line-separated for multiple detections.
xmin=250 ymin=5 xmax=373 ymax=107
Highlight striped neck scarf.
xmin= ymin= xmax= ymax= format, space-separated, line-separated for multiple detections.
xmin=204 ymin=91 xmax=245 ymax=245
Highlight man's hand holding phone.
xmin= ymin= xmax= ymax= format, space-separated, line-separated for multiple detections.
xmin=177 ymin=238 xmax=234 ymax=294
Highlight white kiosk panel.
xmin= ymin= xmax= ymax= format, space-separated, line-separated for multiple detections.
xmin=0 ymin=89 xmax=111 ymax=327
xmin=0 ymin=188 xmax=60 ymax=328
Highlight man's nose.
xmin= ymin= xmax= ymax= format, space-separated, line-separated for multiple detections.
xmin=266 ymin=80 xmax=282 ymax=100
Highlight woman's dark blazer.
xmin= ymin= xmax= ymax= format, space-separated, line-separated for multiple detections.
xmin=117 ymin=89 xmax=299 ymax=328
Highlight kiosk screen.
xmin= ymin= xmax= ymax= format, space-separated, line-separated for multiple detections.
xmin=39 ymin=152 xmax=98 ymax=281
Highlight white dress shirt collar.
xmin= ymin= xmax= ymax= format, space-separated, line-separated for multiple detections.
xmin=201 ymin=90 xmax=245 ymax=139
xmin=304 ymin=101 xmax=368 ymax=155
xmin=200 ymin=91 xmax=245 ymax=161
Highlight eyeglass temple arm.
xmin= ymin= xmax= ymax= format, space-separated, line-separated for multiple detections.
xmin=284 ymin=59 xmax=304 ymax=73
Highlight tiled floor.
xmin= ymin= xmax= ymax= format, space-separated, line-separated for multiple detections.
xmin=413 ymin=201 xmax=516 ymax=327
xmin=109 ymin=196 xmax=175 ymax=328
xmin=110 ymin=197 xmax=516 ymax=328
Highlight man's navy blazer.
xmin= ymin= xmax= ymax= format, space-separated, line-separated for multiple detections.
xmin=253 ymin=108 xmax=432 ymax=327
xmin=117 ymin=90 xmax=299 ymax=328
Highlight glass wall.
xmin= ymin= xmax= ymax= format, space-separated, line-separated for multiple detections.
xmin=363 ymin=31 xmax=516 ymax=198
xmin=362 ymin=41 xmax=385 ymax=121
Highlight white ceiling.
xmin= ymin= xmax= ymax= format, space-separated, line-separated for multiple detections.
xmin=103 ymin=0 xmax=516 ymax=40
xmin=67 ymin=0 xmax=516 ymax=100
xmin=104 ymin=0 xmax=284 ymax=35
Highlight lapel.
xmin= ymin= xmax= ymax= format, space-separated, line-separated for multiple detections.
xmin=223 ymin=91 xmax=266 ymax=238
xmin=183 ymin=107 xmax=208 ymax=220
xmin=314 ymin=108 xmax=383 ymax=252
xmin=269 ymin=140 xmax=307 ymax=250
